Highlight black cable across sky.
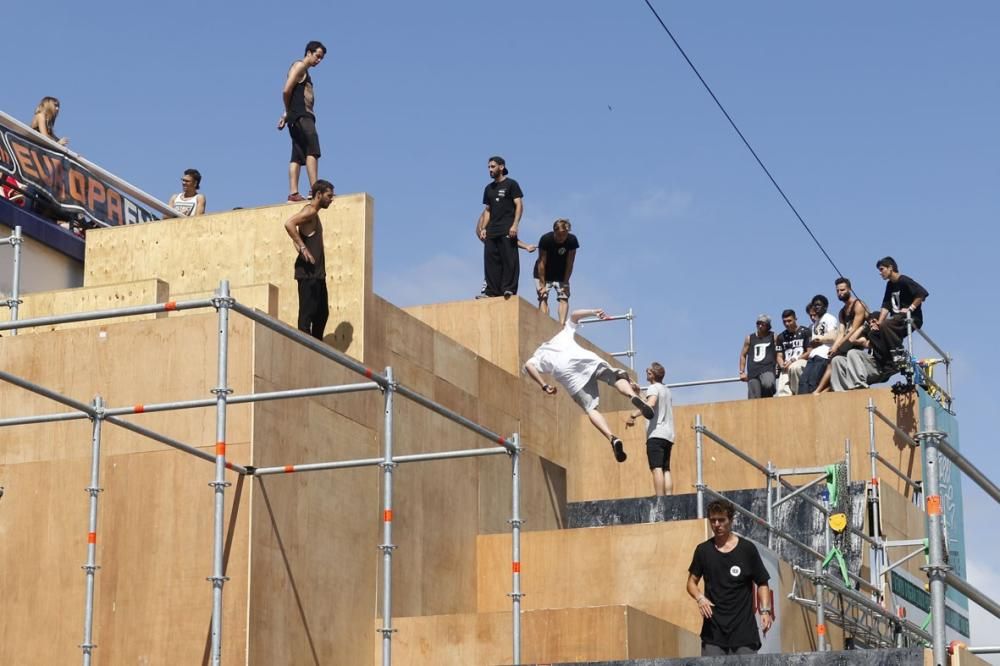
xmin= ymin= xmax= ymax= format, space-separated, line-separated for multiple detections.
xmin=642 ymin=0 xmax=845 ymax=279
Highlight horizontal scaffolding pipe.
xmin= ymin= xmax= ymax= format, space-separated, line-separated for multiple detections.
xmin=230 ymin=302 xmax=515 ymax=452
xmin=579 ymin=312 xmax=632 ymax=324
xmin=970 ymin=647 xmax=1000 ymax=655
xmin=871 ymin=406 xmax=919 ymax=448
xmin=794 ymin=565 xmax=933 ymax=643
xmin=914 ymin=327 xmax=951 ymax=365
xmin=252 ymin=446 xmax=510 ymax=476
xmin=666 ymin=376 xmax=741 ymax=389
xmin=0 ymin=298 xmax=215 ymax=333
xmin=944 ymin=571 xmax=1000 ymax=622
xmin=935 ymin=437 xmax=1000 ymax=504
xmin=0 ymin=368 xmax=246 ymax=475
xmin=772 ymin=473 xmax=827 ymax=509
xmin=0 ymin=381 xmax=381 ymax=428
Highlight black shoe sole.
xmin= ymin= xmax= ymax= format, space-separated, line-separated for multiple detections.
xmin=631 ymin=396 xmax=654 ymax=420
xmin=611 ymin=438 xmax=627 ymax=463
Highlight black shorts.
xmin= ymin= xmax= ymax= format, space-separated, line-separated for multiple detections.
xmin=646 ymin=437 xmax=673 ymax=470
xmin=289 ymin=115 xmax=321 ymax=164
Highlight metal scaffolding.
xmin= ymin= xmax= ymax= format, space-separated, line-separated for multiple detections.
xmin=578 ymin=308 xmax=636 ymax=370
xmin=0 ymin=225 xmax=22 ymax=334
xmin=0 ymin=280 xmax=525 ymax=666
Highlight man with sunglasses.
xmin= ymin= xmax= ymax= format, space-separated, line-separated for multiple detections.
xmin=739 ymin=315 xmax=778 ymax=399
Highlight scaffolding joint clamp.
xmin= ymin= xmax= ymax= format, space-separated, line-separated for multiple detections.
xmin=210 ymin=386 xmax=234 ymax=396
xmin=379 ymin=460 xmax=397 ymax=470
xmin=209 ymin=480 xmax=232 ymax=489
xmin=81 ymin=564 xmax=101 ymax=573
xmin=376 ymin=627 xmax=398 ymax=636
xmin=211 ymin=296 xmax=235 ymax=310
xmin=5 ymin=298 xmax=23 ymax=308
xmin=379 ymin=544 xmax=397 ymax=553
xmin=244 ymin=465 xmax=257 ymax=475
xmin=79 ymin=643 xmax=97 ymax=650
xmin=207 ymin=575 xmax=230 ymax=584
xmin=507 ymin=592 xmax=525 ymax=600
xmin=84 ymin=485 xmax=104 ymax=496
xmin=507 ymin=518 xmax=524 ymax=527
xmin=920 ymin=564 xmax=952 ymax=577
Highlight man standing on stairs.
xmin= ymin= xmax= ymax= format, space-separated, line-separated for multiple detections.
xmin=284 ymin=180 xmax=335 ymax=340
xmin=523 ymin=308 xmax=654 ymax=463
xmin=625 ymin=362 xmax=675 ymax=496
xmin=687 ymin=499 xmax=773 ymax=656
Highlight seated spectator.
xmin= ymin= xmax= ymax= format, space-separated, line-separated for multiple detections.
xmin=31 ymin=96 xmax=68 ymax=146
xmin=813 ymin=277 xmax=868 ymax=393
xmin=775 ymin=309 xmax=810 ymax=396
xmin=797 ymin=295 xmax=838 ymax=395
xmin=870 ymin=256 xmax=929 ymax=365
xmin=168 ymin=169 xmax=207 ymax=217
xmin=739 ymin=314 xmax=777 ymax=399
xmin=830 ymin=314 xmax=896 ymax=391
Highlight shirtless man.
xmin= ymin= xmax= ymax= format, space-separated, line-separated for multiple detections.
xmin=284 ymin=180 xmax=335 ymax=339
xmin=277 ymin=41 xmax=326 ymax=202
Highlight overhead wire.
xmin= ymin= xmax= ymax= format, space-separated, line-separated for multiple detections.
xmin=641 ymin=0 xmax=845 ymax=279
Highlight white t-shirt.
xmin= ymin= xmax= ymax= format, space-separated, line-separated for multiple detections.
xmin=811 ymin=313 xmax=839 ymax=359
xmin=526 ymin=321 xmax=605 ymax=396
xmin=645 ymin=382 xmax=675 ymax=442
xmin=171 ymin=192 xmax=200 ymax=217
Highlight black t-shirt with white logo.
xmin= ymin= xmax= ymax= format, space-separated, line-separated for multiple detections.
xmin=482 ymin=178 xmax=524 ymax=238
xmin=536 ymin=231 xmax=580 ymax=282
xmin=881 ymin=275 xmax=929 ymax=327
xmin=689 ymin=536 xmax=770 ymax=650
xmin=776 ymin=327 xmax=811 ymax=363
xmin=745 ymin=332 xmax=776 ymax=379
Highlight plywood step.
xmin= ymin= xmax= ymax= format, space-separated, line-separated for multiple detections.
xmin=518 ymin=646 xmax=926 ymax=665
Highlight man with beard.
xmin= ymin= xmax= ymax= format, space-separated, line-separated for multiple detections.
xmin=775 ymin=309 xmax=810 ymax=396
xmin=284 ymin=180 xmax=335 ymax=340
xmin=476 ymin=156 xmax=524 ymax=298
xmin=813 ymin=277 xmax=868 ymax=393
xmin=831 ymin=314 xmax=897 ymax=391
xmin=797 ymin=295 xmax=839 ymax=395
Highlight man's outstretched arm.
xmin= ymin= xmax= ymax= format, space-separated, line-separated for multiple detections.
xmin=523 ymin=360 xmax=556 ymax=394
xmin=570 ymin=308 xmax=607 ymax=324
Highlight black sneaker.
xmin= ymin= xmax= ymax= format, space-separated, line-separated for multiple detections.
xmin=611 ymin=437 xmax=627 ymax=463
xmin=503 ymin=291 xmax=513 ymax=299
xmin=631 ymin=395 xmax=654 ymax=420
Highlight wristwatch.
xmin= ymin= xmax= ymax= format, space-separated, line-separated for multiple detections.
xmin=759 ymin=608 xmax=772 ymax=615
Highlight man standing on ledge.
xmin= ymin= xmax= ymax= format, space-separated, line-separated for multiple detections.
xmin=524 ymin=308 xmax=653 ymax=463
xmin=278 ymin=41 xmax=326 ymax=202
xmin=284 ymin=180 xmax=335 ymax=340
xmin=687 ymin=498 xmax=773 ymax=656
xmin=476 ymin=156 xmax=523 ymax=298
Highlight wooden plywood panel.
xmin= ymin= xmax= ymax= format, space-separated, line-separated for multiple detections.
xmin=478 ymin=448 xmax=566 ymax=535
xmin=172 ymin=282 xmax=280 ymax=318
xmin=84 ymin=194 xmax=372 ymax=359
xmin=15 ymin=278 xmax=169 ymax=333
xmin=383 ymin=605 xmax=699 ymax=665
xmin=0 ymin=444 xmax=250 ymax=666
xmin=0 ymin=313 xmax=253 ymax=466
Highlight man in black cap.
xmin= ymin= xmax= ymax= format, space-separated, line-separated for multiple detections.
xmin=476 ymin=156 xmax=524 ymax=298
xmin=739 ymin=314 xmax=778 ymax=399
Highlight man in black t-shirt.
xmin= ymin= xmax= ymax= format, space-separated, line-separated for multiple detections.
xmin=534 ymin=218 xmax=580 ymax=325
xmin=871 ymin=256 xmax=929 ymax=364
xmin=775 ymin=309 xmax=811 ymax=396
xmin=687 ymin=499 xmax=772 ymax=656
xmin=739 ymin=315 xmax=777 ymax=399
xmin=476 ymin=156 xmax=524 ymax=298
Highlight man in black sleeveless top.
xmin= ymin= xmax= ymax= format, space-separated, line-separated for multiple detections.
xmin=284 ymin=180 xmax=335 ymax=340
xmin=739 ymin=315 xmax=778 ymax=399
xmin=278 ymin=41 xmax=326 ymax=202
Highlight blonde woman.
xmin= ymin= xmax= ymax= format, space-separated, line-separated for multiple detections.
xmin=31 ymin=97 xmax=68 ymax=146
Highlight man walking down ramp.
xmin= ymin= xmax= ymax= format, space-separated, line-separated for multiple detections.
xmin=523 ymin=308 xmax=653 ymax=463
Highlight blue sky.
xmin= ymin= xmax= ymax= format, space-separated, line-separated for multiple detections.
xmin=6 ymin=0 xmax=999 ymax=654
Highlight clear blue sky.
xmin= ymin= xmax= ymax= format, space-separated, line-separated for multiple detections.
xmin=6 ymin=0 xmax=999 ymax=654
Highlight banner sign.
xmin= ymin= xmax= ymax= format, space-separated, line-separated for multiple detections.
xmin=0 ymin=121 xmax=159 ymax=226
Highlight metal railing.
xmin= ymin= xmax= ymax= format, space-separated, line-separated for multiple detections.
xmin=0 ymin=282 xmax=525 ymax=666
xmin=905 ymin=313 xmax=953 ymax=412
xmin=578 ymin=308 xmax=636 ymax=370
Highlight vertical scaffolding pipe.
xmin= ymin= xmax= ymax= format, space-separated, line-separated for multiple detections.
xmin=80 ymin=395 xmax=104 ymax=666
xmin=765 ymin=461 xmax=774 ymax=550
xmin=906 ymin=313 xmax=914 ymax=362
xmin=209 ymin=281 xmax=232 ymax=665
xmin=815 ymin=562 xmax=827 ymax=651
xmin=510 ymin=433 xmax=522 ymax=665
xmin=920 ymin=406 xmax=949 ymax=666
xmin=380 ymin=367 xmax=396 ymax=666
xmin=695 ymin=415 xmax=704 ymax=518
xmin=9 ymin=225 xmax=22 ymax=335
xmin=867 ymin=399 xmax=884 ymax=600
xmin=626 ymin=308 xmax=635 ymax=371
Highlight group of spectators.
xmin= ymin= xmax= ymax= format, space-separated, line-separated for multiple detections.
xmin=740 ymin=256 xmax=929 ymax=399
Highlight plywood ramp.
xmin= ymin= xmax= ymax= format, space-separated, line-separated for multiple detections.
xmin=381 ymin=605 xmax=700 ymax=665
xmin=568 ymin=387 xmax=921 ymax=502
xmin=14 ymin=278 xmax=169 ymax=332
xmin=83 ymin=194 xmax=374 ymax=358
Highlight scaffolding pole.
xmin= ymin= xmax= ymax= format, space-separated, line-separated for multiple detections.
xmin=918 ymin=406 xmax=949 ymax=666
xmin=867 ymin=398 xmax=885 ymax=602
xmin=510 ymin=433 xmax=522 ymax=665
xmin=379 ymin=367 xmax=396 ymax=666
xmin=0 ymin=381 xmax=381 ymax=428
xmin=694 ymin=415 xmax=704 ymax=518
xmin=0 ymin=297 xmax=215 ymax=333
xmin=80 ymin=395 xmax=104 ymax=666
xmin=3 ymin=225 xmax=23 ymax=335
xmin=209 ymin=281 xmax=232 ymax=665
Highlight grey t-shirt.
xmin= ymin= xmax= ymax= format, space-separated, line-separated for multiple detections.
xmin=645 ymin=382 xmax=675 ymax=442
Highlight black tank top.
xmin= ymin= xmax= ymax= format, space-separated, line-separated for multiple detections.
xmin=746 ymin=331 xmax=776 ymax=379
xmin=288 ymin=70 xmax=313 ymax=125
xmin=294 ymin=221 xmax=325 ymax=279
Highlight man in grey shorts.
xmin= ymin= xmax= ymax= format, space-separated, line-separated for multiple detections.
xmin=523 ymin=308 xmax=654 ymax=462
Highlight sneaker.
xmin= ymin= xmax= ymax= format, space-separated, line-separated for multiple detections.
xmin=287 ymin=193 xmax=305 ymax=202
xmin=611 ymin=437 xmax=627 ymax=463
xmin=631 ymin=395 xmax=654 ymax=420
xmin=503 ymin=291 xmax=513 ymax=299
xmin=475 ymin=293 xmax=491 ymax=300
